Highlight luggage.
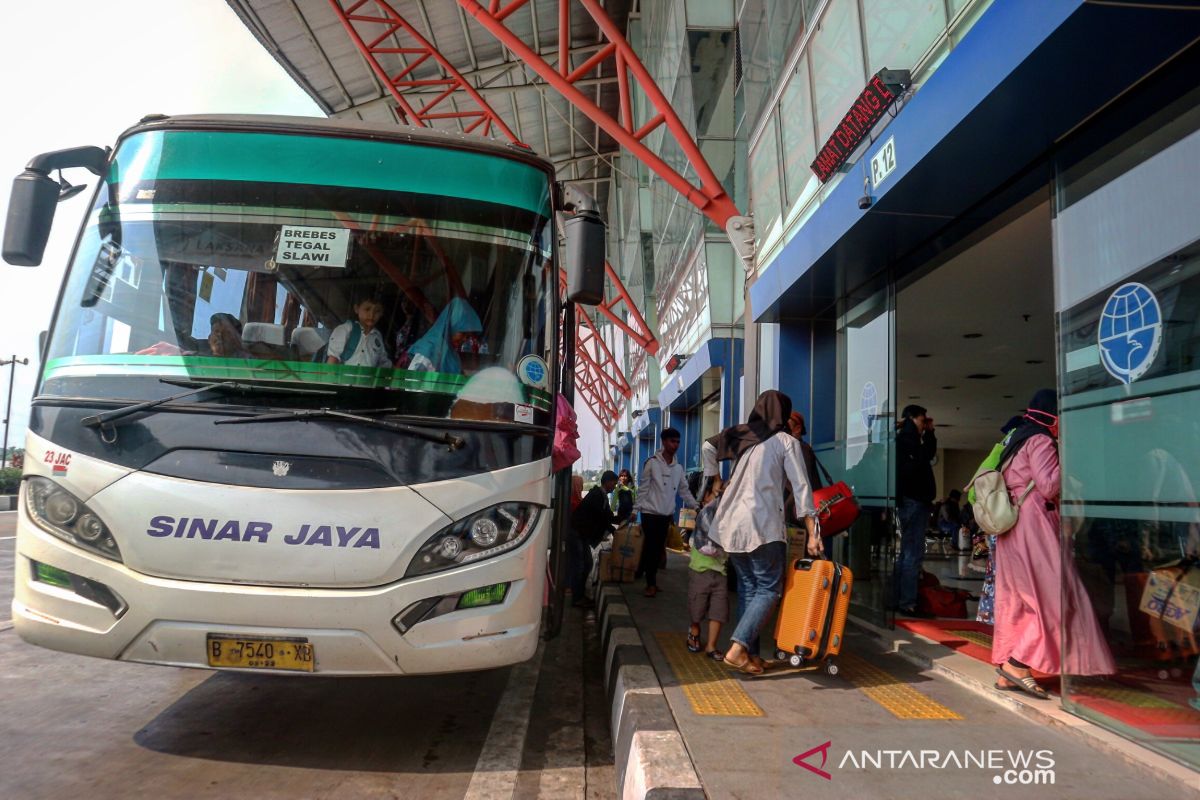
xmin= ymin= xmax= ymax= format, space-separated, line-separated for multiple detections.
xmin=602 ymin=524 xmax=643 ymax=583
xmin=916 ymin=569 xmax=971 ymax=618
xmin=810 ymin=457 xmax=860 ymax=537
xmin=773 ymin=558 xmax=853 ymax=676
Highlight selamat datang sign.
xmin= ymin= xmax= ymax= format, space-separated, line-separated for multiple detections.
xmin=810 ymin=69 xmax=910 ymax=184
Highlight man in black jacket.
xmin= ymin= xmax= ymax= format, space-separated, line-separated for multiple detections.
xmin=895 ymin=404 xmax=937 ymax=617
xmin=569 ymin=471 xmax=619 ymax=608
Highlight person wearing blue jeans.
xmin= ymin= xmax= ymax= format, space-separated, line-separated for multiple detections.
xmin=895 ymin=404 xmax=938 ymax=617
xmin=711 ymin=390 xmax=821 ymax=675
xmin=895 ymin=496 xmax=931 ymax=614
xmin=729 ymin=541 xmax=788 ymax=658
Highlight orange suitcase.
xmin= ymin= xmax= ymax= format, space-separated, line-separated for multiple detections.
xmin=773 ymin=558 xmax=853 ymax=676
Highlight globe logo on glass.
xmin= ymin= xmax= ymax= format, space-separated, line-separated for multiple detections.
xmin=860 ymin=381 xmax=878 ymax=436
xmin=1098 ymin=282 xmax=1162 ymax=385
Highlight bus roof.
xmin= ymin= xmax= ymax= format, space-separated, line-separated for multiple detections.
xmin=117 ymin=113 xmax=556 ymax=178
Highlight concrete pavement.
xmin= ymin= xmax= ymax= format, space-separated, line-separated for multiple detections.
xmin=615 ymin=551 xmax=1195 ymax=799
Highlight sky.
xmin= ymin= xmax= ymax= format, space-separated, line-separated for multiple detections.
xmin=0 ymin=0 xmax=608 ymax=469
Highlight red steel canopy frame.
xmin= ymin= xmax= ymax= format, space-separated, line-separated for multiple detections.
xmin=458 ymin=0 xmax=740 ymax=229
xmin=328 ymin=0 xmax=745 ymax=430
xmin=328 ymin=0 xmax=521 ymax=140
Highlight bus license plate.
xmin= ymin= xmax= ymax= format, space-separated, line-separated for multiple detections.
xmin=206 ymin=635 xmax=315 ymax=672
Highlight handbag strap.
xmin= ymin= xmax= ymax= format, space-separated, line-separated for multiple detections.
xmin=811 ymin=452 xmax=836 ymax=486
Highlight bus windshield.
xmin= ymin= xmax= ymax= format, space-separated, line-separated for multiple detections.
xmin=41 ymin=128 xmax=557 ymax=426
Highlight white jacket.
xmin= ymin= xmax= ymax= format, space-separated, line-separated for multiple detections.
xmin=713 ymin=432 xmax=815 ymax=554
xmin=634 ymin=451 xmax=698 ymax=516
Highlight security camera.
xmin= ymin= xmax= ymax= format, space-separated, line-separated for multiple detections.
xmin=858 ymin=195 xmax=872 ymax=210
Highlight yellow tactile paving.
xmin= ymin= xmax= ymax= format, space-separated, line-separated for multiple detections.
xmin=839 ymin=652 xmax=964 ymax=720
xmin=949 ymin=629 xmax=994 ymax=649
xmin=653 ymin=632 xmax=765 ymax=717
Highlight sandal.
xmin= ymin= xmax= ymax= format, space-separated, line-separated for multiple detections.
xmin=724 ymin=654 xmax=764 ymax=675
xmin=686 ymin=632 xmax=701 ymax=653
xmin=705 ymin=650 xmax=724 ymax=662
xmin=995 ymin=667 xmax=1049 ymax=699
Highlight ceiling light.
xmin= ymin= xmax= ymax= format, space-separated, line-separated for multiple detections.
xmin=941 ymin=385 xmax=955 ymax=390
xmin=915 ymin=353 xmax=932 ymax=358
xmin=966 ymin=374 xmax=996 ymax=379
xmin=1025 ymin=359 xmax=1044 ymax=365
xmin=963 ymin=333 xmax=983 ymax=339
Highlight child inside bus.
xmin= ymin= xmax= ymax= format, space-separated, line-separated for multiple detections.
xmin=326 ymin=295 xmax=391 ymax=368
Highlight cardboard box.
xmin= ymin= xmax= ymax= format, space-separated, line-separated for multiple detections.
xmin=599 ymin=551 xmax=636 ymax=583
xmin=603 ymin=524 xmax=643 ymax=583
xmin=677 ymin=508 xmax=697 ymax=530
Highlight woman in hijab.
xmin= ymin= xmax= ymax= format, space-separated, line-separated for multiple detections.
xmin=992 ymin=390 xmax=1116 ymax=699
xmin=407 ymin=297 xmax=483 ymax=374
xmin=712 ymin=390 xmax=822 ymax=674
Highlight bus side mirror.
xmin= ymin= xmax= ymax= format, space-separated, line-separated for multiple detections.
xmin=563 ymin=210 xmax=606 ymax=306
xmin=3 ymin=145 xmax=108 ymax=267
xmin=3 ymin=170 xmax=61 ymax=266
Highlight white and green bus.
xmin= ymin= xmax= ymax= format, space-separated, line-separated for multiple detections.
xmin=2 ymin=114 xmax=604 ymax=675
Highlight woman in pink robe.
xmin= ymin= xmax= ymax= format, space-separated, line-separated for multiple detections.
xmin=993 ymin=390 xmax=1116 ymax=698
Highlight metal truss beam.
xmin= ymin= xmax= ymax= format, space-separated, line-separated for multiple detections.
xmin=325 ymin=0 xmax=671 ymax=429
xmin=573 ymin=302 xmax=628 ymax=431
xmin=329 ymin=0 xmax=522 ymax=142
xmin=458 ymin=0 xmax=740 ymax=228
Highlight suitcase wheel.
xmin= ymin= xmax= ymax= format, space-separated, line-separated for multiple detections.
xmin=824 ymin=660 xmax=839 ymax=676
xmin=789 ymin=654 xmax=805 ymax=668
xmin=776 ymin=649 xmax=789 ymax=662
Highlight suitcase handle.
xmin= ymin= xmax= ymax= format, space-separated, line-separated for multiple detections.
xmin=792 ymin=555 xmax=829 ymax=571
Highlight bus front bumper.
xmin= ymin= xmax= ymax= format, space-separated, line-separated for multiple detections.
xmin=11 ymin=512 xmax=547 ymax=676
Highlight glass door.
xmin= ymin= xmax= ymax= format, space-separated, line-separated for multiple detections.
xmin=826 ymin=274 xmax=895 ymax=627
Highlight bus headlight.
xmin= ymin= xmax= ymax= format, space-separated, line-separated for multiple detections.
xmin=25 ymin=477 xmax=123 ymax=562
xmin=406 ymin=503 xmax=541 ymax=578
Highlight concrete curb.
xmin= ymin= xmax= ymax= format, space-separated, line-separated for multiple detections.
xmin=596 ymin=584 xmax=706 ymax=800
xmin=849 ymin=615 xmax=1200 ymax=796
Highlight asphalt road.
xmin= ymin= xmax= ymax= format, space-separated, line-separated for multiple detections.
xmin=0 ymin=511 xmax=613 ymax=800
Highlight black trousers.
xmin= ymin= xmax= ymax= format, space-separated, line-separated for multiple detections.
xmin=638 ymin=513 xmax=672 ymax=588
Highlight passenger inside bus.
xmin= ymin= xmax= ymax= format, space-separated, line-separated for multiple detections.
xmin=406 ymin=297 xmax=484 ymax=375
xmin=325 ymin=294 xmax=391 ymax=368
xmin=207 ymin=313 xmax=252 ymax=358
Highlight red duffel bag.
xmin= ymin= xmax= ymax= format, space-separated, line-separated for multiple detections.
xmin=811 ymin=456 xmax=860 ymax=537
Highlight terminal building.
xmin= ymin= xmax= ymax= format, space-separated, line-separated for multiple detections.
xmin=231 ymin=0 xmax=1200 ymax=768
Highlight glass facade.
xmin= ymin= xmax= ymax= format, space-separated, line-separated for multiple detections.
xmin=745 ymin=0 xmax=1200 ymax=768
xmin=742 ymin=0 xmax=993 ymax=264
xmin=1054 ymin=87 xmax=1200 ymax=769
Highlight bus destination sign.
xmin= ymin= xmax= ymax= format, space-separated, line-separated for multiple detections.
xmin=810 ymin=69 xmax=910 ymax=184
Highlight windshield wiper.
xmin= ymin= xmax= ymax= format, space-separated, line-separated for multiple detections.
xmin=214 ymin=408 xmax=467 ymax=451
xmin=81 ymin=378 xmax=334 ymax=430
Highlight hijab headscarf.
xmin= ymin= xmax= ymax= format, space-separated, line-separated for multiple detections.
xmin=999 ymin=389 xmax=1058 ymax=467
xmin=407 ymin=297 xmax=483 ymax=374
xmin=712 ymin=389 xmax=793 ymax=463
